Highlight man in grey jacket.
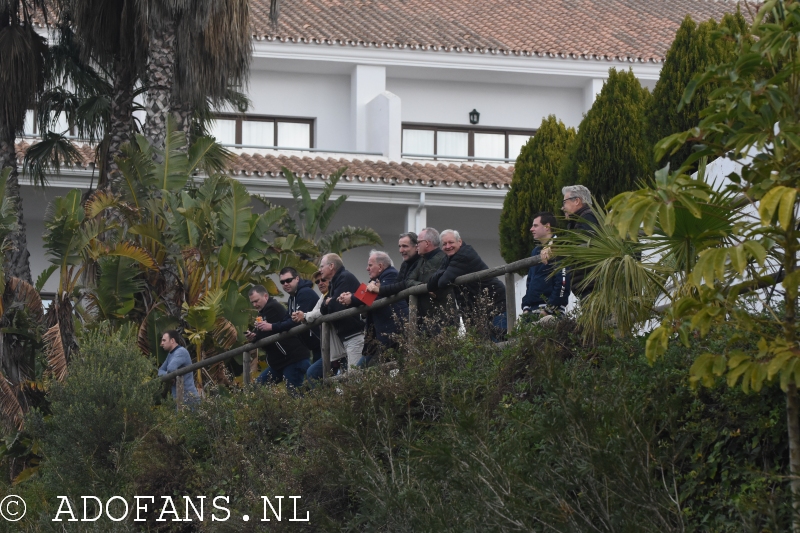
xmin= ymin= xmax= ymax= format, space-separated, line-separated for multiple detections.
xmin=158 ymin=330 xmax=200 ymax=403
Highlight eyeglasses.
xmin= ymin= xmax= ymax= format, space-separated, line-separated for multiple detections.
xmin=279 ymin=277 xmax=296 ymax=285
xmin=416 ymin=239 xmax=429 ymax=246
xmin=562 ymin=197 xmax=579 ymax=205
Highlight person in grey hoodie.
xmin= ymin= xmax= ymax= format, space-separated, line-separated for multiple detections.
xmin=158 ymin=330 xmax=199 ymax=403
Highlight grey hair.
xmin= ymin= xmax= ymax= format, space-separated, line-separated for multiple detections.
xmin=399 ymin=231 xmax=418 ymax=245
xmin=320 ymin=253 xmax=343 ymax=270
xmin=561 ymin=185 xmax=593 ymax=206
xmin=369 ymin=250 xmax=393 ymax=268
xmin=440 ymin=229 xmax=461 ymax=241
xmin=419 ymin=227 xmax=441 ymax=247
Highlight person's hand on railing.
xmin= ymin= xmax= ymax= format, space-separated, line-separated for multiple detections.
xmin=338 ymin=292 xmax=352 ymax=306
xmin=540 ymin=246 xmax=551 ymax=265
xmin=292 ymin=311 xmax=305 ymax=323
xmin=367 ymin=281 xmax=380 ymax=293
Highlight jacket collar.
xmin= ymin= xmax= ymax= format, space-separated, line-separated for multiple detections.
xmin=423 ymin=248 xmax=442 ymax=260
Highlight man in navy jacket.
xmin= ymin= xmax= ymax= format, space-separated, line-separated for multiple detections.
xmin=522 ymin=212 xmax=570 ymax=323
xmin=340 ymin=251 xmax=408 ymax=367
xmin=257 ymin=267 xmax=322 ymax=362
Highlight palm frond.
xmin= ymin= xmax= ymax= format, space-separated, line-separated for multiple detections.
xmin=43 ymin=324 xmax=68 ymax=381
xmin=22 ymin=133 xmax=85 ymax=187
xmin=4 ymin=277 xmax=44 ymax=324
xmin=318 ymin=226 xmax=383 ymax=256
xmin=84 ymin=190 xmax=120 ymax=219
xmin=554 ymin=206 xmax=667 ymax=338
xmin=0 ymin=374 xmax=24 ymax=431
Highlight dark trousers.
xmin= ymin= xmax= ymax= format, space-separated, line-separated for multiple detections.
xmin=256 ymin=359 xmax=311 ymax=391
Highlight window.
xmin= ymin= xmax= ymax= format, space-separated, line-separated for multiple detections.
xmin=211 ymin=115 xmax=314 ymax=149
xmin=402 ymin=123 xmax=536 ymax=160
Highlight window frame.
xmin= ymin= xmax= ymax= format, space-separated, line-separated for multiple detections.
xmin=401 ymin=122 xmax=536 ymax=160
xmin=213 ymin=114 xmax=315 ymax=149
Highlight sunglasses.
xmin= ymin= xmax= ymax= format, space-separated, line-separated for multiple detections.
xmin=279 ymin=277 xmax=296 ymax=285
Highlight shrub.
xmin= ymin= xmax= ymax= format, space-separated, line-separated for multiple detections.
xmin=499 ymin=115 xmax=576 ymax=263
xmin=27 ymin=325 xmax=159 ymax=500
xmin=558 ymin=68 xmax=652 ymax=203
xmin=647 ymin=13 xmax=749 ymax=171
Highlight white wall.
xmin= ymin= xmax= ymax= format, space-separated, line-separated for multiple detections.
xmin=19 ymin=184 xmax=62 ymax=294
xmin=247 ymin=69 xmax=352 ymax=151
xmin=387 ymin=77 xmax=585 ymax=131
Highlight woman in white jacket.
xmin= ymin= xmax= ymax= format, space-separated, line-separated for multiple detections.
xmin=293 ymin=278 xmax=347 ymax=382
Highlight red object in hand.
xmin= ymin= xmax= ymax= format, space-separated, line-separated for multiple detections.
xmin=354 ymin=284 xmax=378 ymax=306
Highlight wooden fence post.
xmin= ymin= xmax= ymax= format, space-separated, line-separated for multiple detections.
xmin=176 ymin=375 xmax=184 ymax=410
xmin=321 ymin=322 xmax=331 ymax=382
xmin=408 ymin=294 xmax=418 ymax=335
xmin=243 ymin=350 xmax=251 ymax=386
xmin=505 ymin=272 xmax=516 ymax=332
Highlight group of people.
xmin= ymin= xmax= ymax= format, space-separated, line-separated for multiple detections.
xmin=159 ymin=183 xmax=599 ymax=397
xmin=241 ymin=225 xmax=509 ymax=391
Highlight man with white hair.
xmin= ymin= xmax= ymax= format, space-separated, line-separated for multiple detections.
xmin=339 ymin=250 xmax=408 ymax=367
xmin=559 ymin=184 xmax=599 ymax=298
xmin=318 ymin=253 xmax=364 ymax=369
xmin=426 ymin=230 xmax=507 ymax=340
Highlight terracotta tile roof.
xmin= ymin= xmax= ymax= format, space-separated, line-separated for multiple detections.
xmin=230 ymin=151 xmax=513 ymax=189
xmin=250 ymin=0 xmax=747 ymax=63
xmin=15 ymin=141 xmax=513 ymax=189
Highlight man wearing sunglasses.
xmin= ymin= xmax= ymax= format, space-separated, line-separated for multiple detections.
xmin=253 ymin=267 xmax=322 ymax=362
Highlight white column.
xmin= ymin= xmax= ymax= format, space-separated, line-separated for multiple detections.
xmin=583 ymin=78 xmax=605 ymax=114
xmin=405 ymin=193 xmax=427 ymax=233
xmin=366 ymin=91 xmax=402 ymax=160
xmin=351 ymin=65 xmax=386 ymax=152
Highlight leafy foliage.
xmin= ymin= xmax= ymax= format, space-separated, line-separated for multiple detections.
xmin=558 ymin=68 xmax=652 ymax=203
xmin=647 ymin=13 xmax=749 ymax=172
xmin=499 ymin=115 xmax=575 ymax=263
xmin=278 ymin=166 xmax=383 ymax=261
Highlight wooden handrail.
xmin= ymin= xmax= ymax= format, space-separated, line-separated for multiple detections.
xmin=159 ymin=254 xmax=540 ymax=382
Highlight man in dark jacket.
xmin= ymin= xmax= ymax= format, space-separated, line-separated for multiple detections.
xmin=319 ymin=253 xmax=364 ymax=368
xmin=341 ymin=251 xmax=408 ymax=367
xmin=376 ymin=232 xmax=420 ymax=294
xmin=246 ymin=285 xmax=311 ymax=391
xmin=522 ymin=212 xmax=569 ymax=324
xmin=258 ymin=267 xmax=322 ymax=362
xmin=426 ymin=230 xmax=507 ymax=340
xmin=558 ymin=184 xmax=598 ymax=299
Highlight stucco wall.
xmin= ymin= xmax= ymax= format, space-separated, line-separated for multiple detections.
xmin=388 ymin=77 xmax=585 ymax=131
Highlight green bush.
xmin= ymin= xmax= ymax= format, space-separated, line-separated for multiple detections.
xmin=558 ymin=68 xmax=652 ymax=204
xmin=647 ymin=13 xmax=748 ymax=171
xmin=24 ymin=325 xmax=159 ymax=506
xmin=3 ymin=319 xmax=790 ymax=531
xmin=132 ymin=322 xmax=791 ymax=532
xmin=499 ymin=115 xmax=576 ymax=263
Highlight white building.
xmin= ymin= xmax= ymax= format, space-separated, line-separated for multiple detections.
xmin=18 ymin=0 xmax=741 ymax=294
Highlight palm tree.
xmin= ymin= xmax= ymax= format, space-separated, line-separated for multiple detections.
xmin=56 ymin=0 xmax=147 ymax=183
xmin=0 ymin=168 xmax=44 ymax=432
xmin=0 ymin=0 xmax=48 ymax=283
xmin=140 ymin=0 xmax=256 ymax=147
xmin=278 ymin=167 xmax=384 ymax=263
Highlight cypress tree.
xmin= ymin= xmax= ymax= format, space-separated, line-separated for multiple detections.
xmin=648 ymin=13 xmax=748 ymax=171
xmin=558 ymin=68 xmax=652 ymax=204
xmin=499 ymin=115 xmax=576 ymax=263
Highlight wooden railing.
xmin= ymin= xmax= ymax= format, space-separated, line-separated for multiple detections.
xmin=160 ymin=254 xmax=543 ymax=401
